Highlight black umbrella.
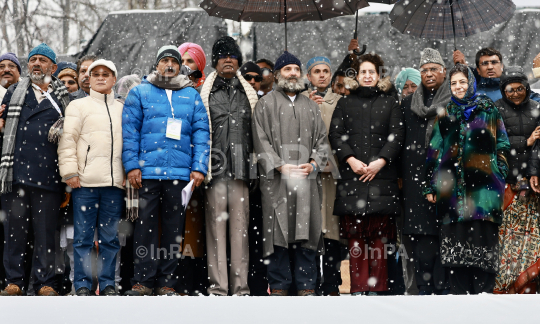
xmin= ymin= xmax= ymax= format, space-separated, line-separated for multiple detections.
xmin=200 ymin=0 xmax=372 ymax=51
xmin=389 ymin=0 xmax=516 ymax=51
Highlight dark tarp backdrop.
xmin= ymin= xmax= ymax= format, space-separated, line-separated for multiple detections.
xmin=52 ymin=8 xmax=538 ymax=84
xmin=252 ymin=10 xmax=540 ymax=83
xmin=79 ymin=9 xmax=228 ymax=77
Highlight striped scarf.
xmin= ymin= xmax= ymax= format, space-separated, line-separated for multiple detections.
xmin=0 ymin=76 xmax=70 ymax=194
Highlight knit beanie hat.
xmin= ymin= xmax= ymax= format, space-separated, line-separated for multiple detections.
xmin=28 ymin=43 xmax=57 ymax=64
xmin=395 ymin=68 xmax=421 ymax=93
xmin=0 ymin=52 xmax=21 ymax=73
xmin=419 ymin=48 xmax=445 ymax=68
xmin=156 ymin=45 xmax=182 ymax=66
xmin=306 ymin=56 xmax=331 ymax=74
xmin=53 ymin=62 xmax=77 ymax=77
xmin=240 ymin=61 xmax=262 ymax=76
xmin=274 ymin=51 xmax=302 ymax=71
xmin=58 ymin=68 xmax=77 ymax=81
xmin=212 ymin=36 xmax=242 ymax=68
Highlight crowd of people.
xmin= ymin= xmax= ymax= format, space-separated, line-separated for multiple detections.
xmin=0 ymin=35 xmax=540 ymax=297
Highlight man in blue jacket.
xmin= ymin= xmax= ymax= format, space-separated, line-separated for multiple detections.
xmin=122 ymin=45 xmax=210 ymax=296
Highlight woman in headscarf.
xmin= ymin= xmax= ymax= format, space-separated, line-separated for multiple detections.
xmin=178 ymin=43 xmax=206 ymax=88
xmin=394 ymin=68 xmax=421 ymax=101
xmin=495 ymin=67 xmax=540 ymax=294
xmin=424 ymin=63 xmax=510 ymax=295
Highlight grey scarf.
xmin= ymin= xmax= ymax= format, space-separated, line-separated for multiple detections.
xmin=146 ymin=71 xmax=192 ymax=90
xmin=410 ymin=82 xmax=451 ymax=146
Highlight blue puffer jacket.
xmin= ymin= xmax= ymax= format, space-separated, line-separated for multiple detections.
xmin=122 ymin=77 xmax=210 ymax=181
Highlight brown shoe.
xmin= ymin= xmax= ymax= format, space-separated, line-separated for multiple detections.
xmin=156 ymin=287 xmax=180 ymax=296
xmin=0 ymin=284 xmax=23 ymax=296
xmin=270 ymin=289 xmax=288 ymax=296
xmin=124 ymin=284 xmax=153 ymax=296
xmin=328 ymin=291 xmax=340 ymax=296
xmin=298 ymin=289 xmax=316 ymax=296
xmin=37 ymin=286 xmax=59 ymax=296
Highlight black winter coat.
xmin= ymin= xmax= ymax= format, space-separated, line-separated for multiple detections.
xmin=400 ymin=94 xmax=440 ymax=235
xmin=1 ymin=83 xmax=70 ymax=192
xmin=208 ymin=76 xmax=253 ymax=183
xmin=496 ymin=97 xmax=540 ymax=184
xmin=329 ymin=83 xmax=404 ymax=217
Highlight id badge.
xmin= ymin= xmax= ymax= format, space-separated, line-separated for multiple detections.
xmin=166 ymin=118 xmax=182 ymax=140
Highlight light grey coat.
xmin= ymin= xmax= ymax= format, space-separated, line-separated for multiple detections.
xmin=252 ymin=87 xmax=329 ymax=256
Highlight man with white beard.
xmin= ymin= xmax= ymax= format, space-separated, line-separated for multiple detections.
xmin=252 ymin=51 xmax=329 ymax=296
xmin=0 ymin=43 xmax=71 ymax=296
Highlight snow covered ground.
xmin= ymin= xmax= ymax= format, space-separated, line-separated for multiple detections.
xmin=2 ymin=294 xmax=539 ymax=323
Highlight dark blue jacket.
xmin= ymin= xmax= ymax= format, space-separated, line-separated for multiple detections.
xmin=122 ymin=78 xmax=210 ymax=181
xmin=1 ymin=82 xmax=69 ymax=192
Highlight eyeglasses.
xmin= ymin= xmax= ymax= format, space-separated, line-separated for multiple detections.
xmin=243 ymin=74 xmax=262 ymax=82
xmin=62 ymin=80 xmax=77 ymax=85
xmin=479 ymin=60 xmax=501 ymax=67
xmin=261 ymin=67 xmax=273 ymax=74
xmin=505 ymin=87 xmax=526 ymax=95
xmin=420 ymin=67 xmax=443 ymax=74
xmin=218 ymin=54 xmax=238 ymax=60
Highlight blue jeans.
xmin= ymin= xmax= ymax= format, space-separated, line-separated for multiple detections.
xmin=72 ymin=186 xmax=123 ymax=292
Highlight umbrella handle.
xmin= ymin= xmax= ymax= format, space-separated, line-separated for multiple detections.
xmin=353 ymin=44 xmax=367 ymax=56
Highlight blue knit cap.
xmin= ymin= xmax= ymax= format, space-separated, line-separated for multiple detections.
xmin=28 ymin=43 xmax=57 ymax=64
xmin=0 ymin=52 xmax=21 ymax=73
xmin=53 ymin=62 xmax=77 ymax=77
xmin=306 ymin=56 xmax=331 ymax=73
xmin=274 ymin=51 xmax=301 ymax=71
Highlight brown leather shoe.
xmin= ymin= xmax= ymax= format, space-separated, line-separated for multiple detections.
xmin=270 ymin=289 xmax=288 ymax=296
xmin=297 ymin=289 xmax=316 ymax=296
xmin=328 ymin=291 xmax=340 ymax=296
xmin=156 ymin=287 xmax=180 ymax=296
xmin=37 ymin=286 xmax=59 ymax=296
xmin=0 ymin=284 xmax=23 ymax=296
xmin=124 ymin=284 xmax=153 ymax=296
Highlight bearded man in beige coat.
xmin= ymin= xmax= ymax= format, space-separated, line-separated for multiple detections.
xmin=302 ymin=56 xmax=345 ymax=296
xmin=58 ymin=59 xmax=124 ymax=296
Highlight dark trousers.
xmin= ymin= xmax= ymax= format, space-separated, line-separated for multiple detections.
xmin=131 ymin=179 xmax=188 ymax=289
xmin=409 ymin=234 xmax=449 ymax=294
xmin=248 ymin=187 xmax=268 ymax=296
xmin=349 ymin=237 xmax=388 ymax=293
xmin=2 ymin=184 xmax=62 ymax=292
xmin=318 ymin=239 xmax=345 ymax=295
xmin=266 ymin=244 xmax=317 ymax=291
xmin=449 ymin=267 xmax=496 ymax=295
xmin=72 ymin=187 xmax=123 ymax=292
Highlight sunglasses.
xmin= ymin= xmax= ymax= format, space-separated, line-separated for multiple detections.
xmin=218 ymin=54 xmax=238 ymax=60
xmin=243 ymin=75 xmax=262 ymax=82
xmin=62 ymin=80 xmax=77 ymax=85
xmin=261 ymin=67 xmax=273 ymax=74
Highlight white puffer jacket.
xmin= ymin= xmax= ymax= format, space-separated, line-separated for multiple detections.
xmin=58 ymin=89 xmax=124 ymax=189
